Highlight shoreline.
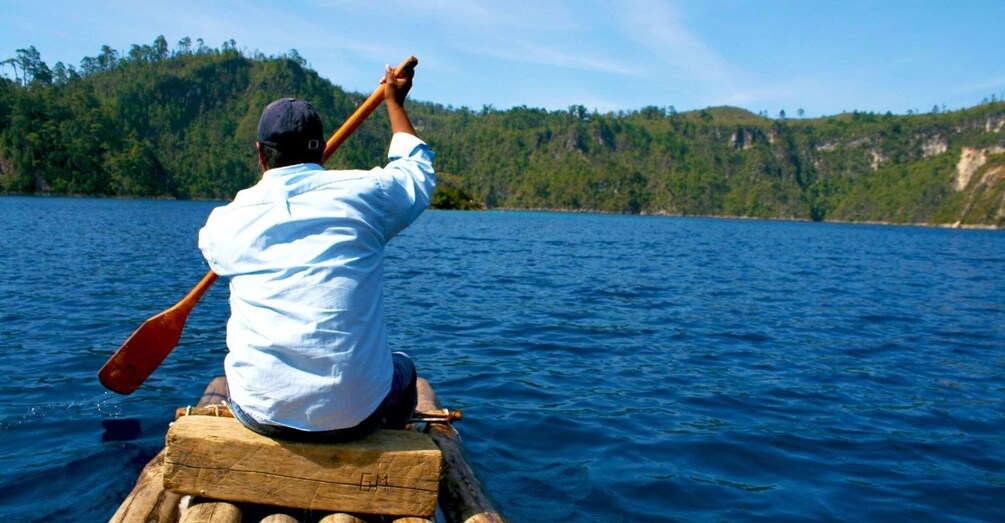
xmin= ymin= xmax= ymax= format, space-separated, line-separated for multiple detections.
xmin=0 ymin=191 xmax=227 ymax=203
xmin=3 ymin=193 xmax=1000 ymax=230
xmin=493 ymin=206 xmax=1003 ymax=231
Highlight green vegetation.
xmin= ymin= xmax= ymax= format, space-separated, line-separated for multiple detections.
xmin=2 ymin=38 xmax=1004 ymax=225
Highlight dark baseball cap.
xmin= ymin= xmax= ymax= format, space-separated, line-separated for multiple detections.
xmin=257 ymin=98 xmax=324 ymax=152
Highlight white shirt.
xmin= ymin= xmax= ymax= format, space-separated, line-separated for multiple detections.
xmin=198 ymin=133 xmax=435 ymax=430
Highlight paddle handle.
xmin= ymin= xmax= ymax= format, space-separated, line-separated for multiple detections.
xmin=322 ymin=55 xmax=418 ymax=162
xmin=175 ymin=270 xmax=219 ymax=314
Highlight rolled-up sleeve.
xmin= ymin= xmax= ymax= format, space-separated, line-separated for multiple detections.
xmin=380 ymin=132 xmax=436 ymax=240
xmin=198 ymin=213 xmax=222 ymax=273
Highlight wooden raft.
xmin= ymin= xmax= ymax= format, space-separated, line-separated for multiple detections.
xmin=108 ymin=377 xmax=505 ymax=523
xmin=163 ymin=416 xmax=441 ymax=518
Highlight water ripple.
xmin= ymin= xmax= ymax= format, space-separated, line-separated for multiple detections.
xmin=1 ymin=201 xmax=1004 ymax=521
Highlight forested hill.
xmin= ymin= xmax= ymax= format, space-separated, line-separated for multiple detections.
xmin=2 ymin=39 xmax=1004 ymax=226
xmin=0 ymin=40 xmax=483 ymax=210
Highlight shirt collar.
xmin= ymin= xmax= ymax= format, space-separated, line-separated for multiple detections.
xmin=261 ymin=163 xmax=324 ymax=181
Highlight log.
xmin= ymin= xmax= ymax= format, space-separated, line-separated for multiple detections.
xmin=163 ymin=416 xmax=441 ymax=517
xmin=108 ymin=377 xmax=228 ymax=523
xmin=318 ymin=514 xmax=367 ymax=523
xmin=178 ymin=500 xmax=242 ymax=523
xmin=416 ymin=379 xmax=506 ymax=523
xmin=195 ymin=377 xmax=229 ymax=407
xmin=107 ymin=449 xmax=182 ymax=523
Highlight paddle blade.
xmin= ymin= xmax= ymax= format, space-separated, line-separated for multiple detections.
xmin=98 ymin=307 xmax=188 ymax=394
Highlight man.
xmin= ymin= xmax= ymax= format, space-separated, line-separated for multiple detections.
xmin=198 ymin=65 xmax=435 ymax=442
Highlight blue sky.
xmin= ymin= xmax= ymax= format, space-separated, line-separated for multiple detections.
xmin=2 ymin=0 xmax=1003 ymax=118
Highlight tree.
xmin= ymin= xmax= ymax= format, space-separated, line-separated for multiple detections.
xmin=287 ymin=49 xmax=307 ymax=67
xmin=153 ymin=36 xmax=169 ymax=61
xmin=79 ymin=56 xmax=98 ymax=75
xmin=1 ymin=58 xmax=20 ymax=83
xmin=15 ymin=46 xmax=52 ymax=85
xmin=97 ymin=45 xmax=118 ymax=71
xmin=176 ymin=37 xmax=193 ymax=56
xmin=52 ymin=62 xmax=68 ymax=84
xmin=128 ymin=43 xmax=153 ymax=62
xmin=569 ymin=104 xmax=588 ymax=121
xmin=639 ymin=106 xmax=663 ymax=120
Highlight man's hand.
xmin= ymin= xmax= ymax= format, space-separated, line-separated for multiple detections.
xmin=382 ymin=64 xmax=416 ymax=136
xmin=383 ymin=64 xmax=413 ymax=108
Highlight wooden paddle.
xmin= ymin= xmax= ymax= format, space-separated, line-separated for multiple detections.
xmin=98 ymin=56 xmax=419 ymax=395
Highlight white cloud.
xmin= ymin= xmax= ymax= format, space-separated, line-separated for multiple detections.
xmin=616 ymin=0 xmax=735 ymax=83
xmin=356 ymin=0 xmax=644 ymax=76
xmin=952 ymin=73 xmax=1005 ymax=97
xmin=418 ymin=0 xmax=584 ymax=32
xmin=470 ymin=37 xmax=645 ymax=77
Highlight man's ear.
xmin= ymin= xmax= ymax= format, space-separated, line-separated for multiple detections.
xmin=256 ymin=142 xmax=267 ymax=171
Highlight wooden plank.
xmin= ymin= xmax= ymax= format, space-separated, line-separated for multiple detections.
xmin=163 ymin=416 xmax=441 ymax=517
xmin=416 ymin=379 xmax=506 ymax=523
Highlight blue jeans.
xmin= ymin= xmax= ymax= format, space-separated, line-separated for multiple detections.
xmin=229 ymin=352 xmax=418 ymax=443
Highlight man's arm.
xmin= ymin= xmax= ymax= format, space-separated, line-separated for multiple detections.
xmin=378 ymin=64 xmax=434 ymax=240
xmin=383 ymin=64 xmax=417 ymax=137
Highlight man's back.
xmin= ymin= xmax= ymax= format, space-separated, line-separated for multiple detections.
xmin=199 ymin=132 xmax=435 ymax=432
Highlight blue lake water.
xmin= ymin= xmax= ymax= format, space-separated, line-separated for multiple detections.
xmin=0 ymin=195 xmax=1003 ymax=522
